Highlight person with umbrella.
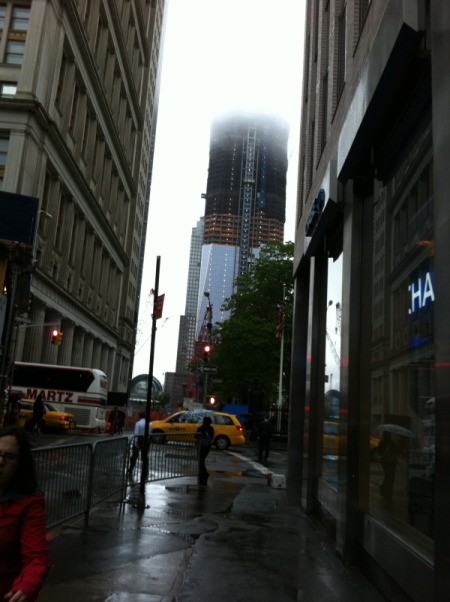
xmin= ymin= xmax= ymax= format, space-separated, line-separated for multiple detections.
xmin=376 ymin=424 xmax=413 ymax=498
xmin=377 ymin=431 xmax=400 ymax=498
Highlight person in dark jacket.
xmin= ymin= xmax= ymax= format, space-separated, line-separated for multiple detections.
xmin=197 ymin=416 xmax=214 ymax=486
xmin=257 ymin=415 xmax=273 ymax=463
xmin=6 ymin=393 xmax=21 ymax=426
xmin=28 ymin=394 xmax=46 ymax=434
xmin=116 ymin=410 xmax=126 ymax=434
xmin=108 ymin=406 xmax=119 ymax=435
xmin=0 ymin=425 xmax=49 ymax=601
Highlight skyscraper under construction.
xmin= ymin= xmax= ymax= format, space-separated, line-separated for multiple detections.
xmin=197 ymin=113 xmax=288 ymax=328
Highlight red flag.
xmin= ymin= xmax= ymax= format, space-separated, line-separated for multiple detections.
xmin=154 ymin=294 xmax=165 ymax=319
xmin=276 ymin=305 xmax=284 ymax=338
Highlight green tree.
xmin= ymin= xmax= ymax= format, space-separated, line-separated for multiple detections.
xmin=213 ymin=241 xmax=293 ymax=408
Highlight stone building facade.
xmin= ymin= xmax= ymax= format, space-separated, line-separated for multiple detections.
xmin=0 ymin=0 xmax=166 ymax=392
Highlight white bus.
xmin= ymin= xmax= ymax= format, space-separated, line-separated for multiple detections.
xmin=11 ymin=362 xmax=108 ymax=431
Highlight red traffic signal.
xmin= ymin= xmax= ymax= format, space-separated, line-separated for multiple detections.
xmin=51 ymin=329 xmax=63 ymax=345
xmin=203 ymin=344 xmax=211 ymax=363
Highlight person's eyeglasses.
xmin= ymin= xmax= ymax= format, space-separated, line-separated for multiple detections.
xmin=0 ymin=451 xmax=19 ymax=461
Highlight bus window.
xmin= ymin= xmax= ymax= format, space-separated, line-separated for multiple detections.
xmin=11 ymin=362 xmax=108 ymax=430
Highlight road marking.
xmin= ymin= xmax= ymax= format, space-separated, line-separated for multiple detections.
xmin=227 ymin=451 xmax=272 ymax=475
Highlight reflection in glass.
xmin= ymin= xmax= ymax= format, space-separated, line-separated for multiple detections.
xmin=321 ymin=255 xmax=342 ymax=489
xmin=368 ymin=135 xmax=434 ymax=540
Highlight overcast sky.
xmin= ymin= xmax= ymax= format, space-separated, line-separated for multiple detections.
xmin=133 ymin=0 xmax=306 ymax=384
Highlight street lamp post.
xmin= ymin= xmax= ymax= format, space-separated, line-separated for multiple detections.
xmin=202 ymin=292 xmax=212 ymax=409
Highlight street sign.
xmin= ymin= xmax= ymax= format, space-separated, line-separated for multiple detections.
xmin=199 ymin=365 xmax=217 ymax=374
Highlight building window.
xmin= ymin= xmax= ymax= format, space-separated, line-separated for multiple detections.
xmin=336 ymin=4 xmax=346 ymax=102
xmin=0 ymin=136 xmax=7 ymax=185
xmin=6 ymin=39 xmax=24 ymax=63
xmin=55 ymin=192 xmax=67 ymax=251
xmin=4 ymin=6 xmax=30 ymax=65
xmin=0 ymin=136 xmax=8 ymax=168
xmin=81 ymin=109 xmax=91 ymax=159
xmin=320 ymin=72 xmax=328 ymax=154
xmin=0 ymin=82 xmax=16 ymax=95
xmin=11 ymin=6 xmax=29 ymax=31
xmin=55 ymin=52 xmax=68 ymax=107
xmin=69 ymin=82 xmax=80 ymax=134
xmin=360 ymin=0 xmax=371 ymax=30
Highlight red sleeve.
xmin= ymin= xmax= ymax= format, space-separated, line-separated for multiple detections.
xmin=11 ymin=495 xmax=49 ymax=601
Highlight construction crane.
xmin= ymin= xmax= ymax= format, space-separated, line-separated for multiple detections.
xmin=335 ymin=302 xmax=342 ymax=334
xmin=198 ymin=292 xmax=213 ymax=344
xmin=135 ymin=290 xmax=153 ymax=350
xmin=326 ymin=330 xmax=340 ymax=365
xmin=325 ymin=300 xmax=341 ymax=364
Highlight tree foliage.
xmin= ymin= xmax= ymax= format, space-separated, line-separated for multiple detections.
xmin=213 ymin=241 xmax=294 ymax=407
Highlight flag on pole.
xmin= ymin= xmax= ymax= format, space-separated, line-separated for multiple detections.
xmin=154 ymin=294 xmax=165 ymax=319
xmin=276 ymin=305 xmax=285 ymax=338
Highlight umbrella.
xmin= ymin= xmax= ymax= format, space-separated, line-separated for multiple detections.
xmin=378 ymin=424 xmax=415 ymax=438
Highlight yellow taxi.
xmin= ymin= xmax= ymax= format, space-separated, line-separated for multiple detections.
xmin=150 ymin=409 xmax=246 ymax=450
xmin=304 ymin=421 xmax=381 ymax=458
xmin=322 ymin=420 xmax=343 ymax=456
xmin=17 ymin=398 xmax=76 ymax=431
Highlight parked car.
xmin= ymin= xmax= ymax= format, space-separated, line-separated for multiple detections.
xmin=17 ymin=399 xmax=76 ymax=431
xmin=150 ymin=409 xmax=246 ymax=450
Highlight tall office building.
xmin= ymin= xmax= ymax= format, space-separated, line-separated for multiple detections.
xmin=197 ymin=113 xmax=288 ymax=331
xmin=165 ymin=218 xmax=204 ymax=403
xmin=0 ymin=1 xmax=167 ymax=393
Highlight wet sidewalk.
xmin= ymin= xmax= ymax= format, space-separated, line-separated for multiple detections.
xmin=39 ymin=445 xmax=386 ymax=601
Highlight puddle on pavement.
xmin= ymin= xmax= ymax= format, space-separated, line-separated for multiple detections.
xmin=215 ymin=503 xmax=233 ymax=515
xmin=164 ymin=485 xmax=191 ymax=493
xmin=137 ymin=523 xmax=202 ymax=545
xmin=209 ymin=470 xmax=244 ymax=477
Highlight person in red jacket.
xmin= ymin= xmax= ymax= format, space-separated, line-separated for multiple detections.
xmin=0 ymin=426 xmax=49 ymax=601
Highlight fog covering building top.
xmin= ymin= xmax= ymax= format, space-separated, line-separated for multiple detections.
xmin=197 ymin=113 xmax=289 ymax=329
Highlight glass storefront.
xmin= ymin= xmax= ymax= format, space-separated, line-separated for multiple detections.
xmin=365 ymin=129 xmax=434 ymax=542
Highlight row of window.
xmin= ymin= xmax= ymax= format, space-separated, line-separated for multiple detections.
xmin=299 ymin=0 xmax=372 ymax=218
xmin=38 ymin=172 xmax=121 ymax=326
xmin=0 ymin=5 xmax=25 ymax=163
xmin=55 ymin=54 xmax=130 ymax=246
xmin=0 ymin=4 xmax=29 ymax=64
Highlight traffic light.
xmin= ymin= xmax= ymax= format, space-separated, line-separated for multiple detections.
xmin=207 ymin=395 xmax=216 ymax=406
xmin=51 ymin=329 xmax=63 ymax=345
xmin=203 ymin=344 xmax=211 ymax=363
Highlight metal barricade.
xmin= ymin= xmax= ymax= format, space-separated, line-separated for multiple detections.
xmin=33 ymin=435 xmax=199 ymax=529
xmin=33 ymin=437 xmax=129 ymax=529
xmin=127 ymin=433 xmax=199 ymax=482
xmin=34 ymin=442 xmax=92 ymax=528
